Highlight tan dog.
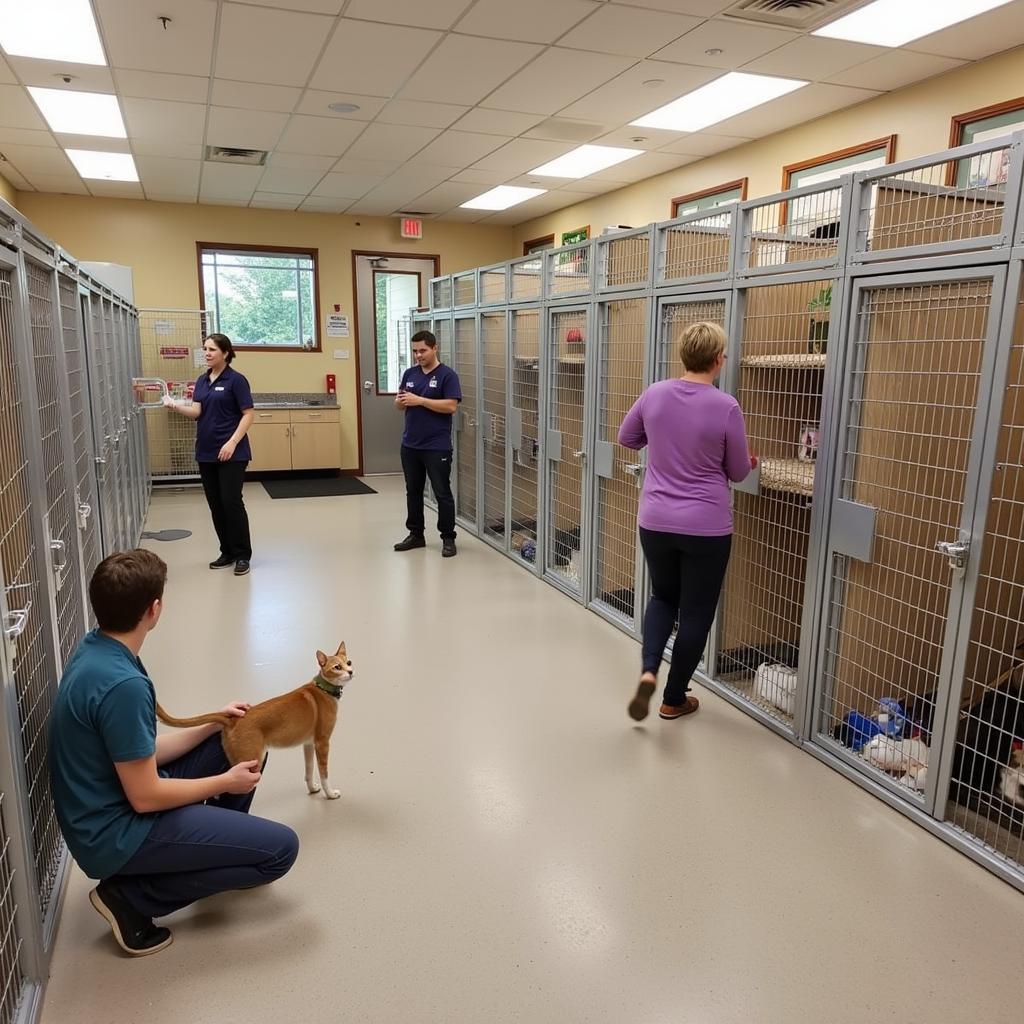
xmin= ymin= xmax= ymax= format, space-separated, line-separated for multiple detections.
xmin=156 ymin=642 xmax=353 ymax=799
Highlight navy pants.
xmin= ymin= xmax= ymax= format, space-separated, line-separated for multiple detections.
xmin=639 ymin=528 xmax=732 ymax=708
xmin=401 ymin=445 xmax=456 ymax=541
xmin=110 ymin=735 xmax=299 ymax=919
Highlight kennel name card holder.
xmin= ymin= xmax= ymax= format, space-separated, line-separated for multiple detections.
xmin=798 ymin=423 xmax=819 ymax=463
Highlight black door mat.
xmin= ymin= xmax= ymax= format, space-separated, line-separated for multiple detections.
xmin=262 ymin=476 xmax=377 ymax=499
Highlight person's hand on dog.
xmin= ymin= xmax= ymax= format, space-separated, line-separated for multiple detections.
xmin=220 ymin=701 xmax=250 ymax=719
xmin=223 ymin=760 xmax=261 ymax=794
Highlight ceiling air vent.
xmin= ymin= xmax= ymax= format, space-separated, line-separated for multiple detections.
xmin=723 ymin=0 xmax=867 ymax=30
xmin=204 ymin=145 xmax=268 ymax=166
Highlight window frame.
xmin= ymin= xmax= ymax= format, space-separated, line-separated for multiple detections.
xmin=670 ymin=178 xmax=748 ymax=219
xmin=196 ymin=241 xmax=323 ymax=353
xmin=522 ymin=234 xmax=555 ymax=256
xmin=948 ymin=96 xmax=1024 ymax=187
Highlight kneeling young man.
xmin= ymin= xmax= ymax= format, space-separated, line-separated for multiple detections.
xmin=49 ymin=550 xmax=298 ymax=956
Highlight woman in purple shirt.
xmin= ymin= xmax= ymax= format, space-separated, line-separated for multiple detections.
xmin=618 ymin=322 xmax=755 ymax=722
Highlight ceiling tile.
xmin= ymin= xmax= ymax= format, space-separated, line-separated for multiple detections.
xmin=0 ymin=128 xmax=56 ymax=148
xmin=907 ymin=2 xmax=1024 ymax=61
xmin=257 ymin=166 xmax=326 ymax=194
xmin=472 ymin=138 xmax=574 ymax=174
xmin=299 ymin=197 xmax=352 ymax=212
xmin=216 ymin=5 xmax=335 ymax=87
xmin=587 ymin=149 xmax=689 ymax=182
xmin=331 ymin=157 xmax=402 ymax=177
xmin=560 ymin=60 xmax=718 ymax=124
xmin=451 ymin=108 xmax=543 ymax=137
xmin=53 ymin=134 xmax=131 ymax=154
xmin=654 ymin=19 xmax=797 ymax=67
xmin=450 ymin=168 xmax=510 ymax=185
xmin=0 ymin=57 xmax=15 ymax=86
xmin=406 ymin=181 xmax=485 ymax=213
xmin=442 ymin=207 xmax=493 ymax=222
xmin=376 ymin=100 xmax=470 ymax=129
xmin=199 ymin=162 xmax=264 ymax=199
xmin=296 ymin=91 xmax=388 ymax=120
xmin=206 ymin=108 xmax=289 ymax=151
xmin=0 ymin=145 xmax=76 ymax=176
xmin=312 ymin=172 xmax=383 ymax=199
xmin=310 ymin=21 xmax=442 ymax=95
xmin=657 ymin=131 xmax=752 ymax=156
xmin=481 ymin=48 xmax=634 ymax=115
xmin=132 ymin=139 xmax=204 ymax=159
xmin=239 ymin=0 xmax=344 ymax=13
xmin=743 ymin=35 xmax=887 ymax=81
xmin=613 ymin=1 xmax=733 ymax=13
xmin=713 ymin=82 xmax=879 ymax=137
xmin=399 ymin=36 xmax=543 ymax=105
xmin=384 ymin=163 xmax=461 ymax=191
xmin=211 ymin=80 xmax=302 ymax=114
xmin=523 ymin=118 xmax=605 ymax=143
xmin=559 ymin=5 xmax=702 ymax=57
xmin=345 ymin=198 xmax=405 ymax=216
xmin=276 ymin=114 xmax=365 ymax=156
xmin=343 ymin=123 xmax=441 ymax=162
xmin=594 ymin=125 xmax=684 ymax=149
xmin=0 ymin=85 xmax=48 ymax=131
xmin=250 ymin=192 xmax=303 ymax=209
xmin=96 ymin=0 xmax=217 ymax=76
xmin=25 ymin=173 xmax=89 ymax=195
xmin=6 ymin=58 xmax=115 ymax=92
xmin=115 ymin=70 xmax=210 ymax=103
xmin=826 ymin=51 xmax=967 ymax=92
xmin=266 ymin=152 xmax=337 ymax=171
xmin=122 ymin=98 xmax=206 ymax=143
xmin=146 ymin=194 xmax=198 ymax=203
xmin=344 ymin=0 xmax=469 ymax=30
xmin=454 ymin=0 xmax=599 ymax=44
xmin=200 ymin=197 xmax=250 ymax=207
xmin=135 ymin=156 xmax=202 ymax=192
xmin=86 ymin=180 xmax=145 ymax=199
xmin=413 ymin=131 xmax=509 ymax=166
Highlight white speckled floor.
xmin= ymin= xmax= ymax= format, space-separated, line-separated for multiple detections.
xmin=40 ymin=477 xmax=1024 ymax=1024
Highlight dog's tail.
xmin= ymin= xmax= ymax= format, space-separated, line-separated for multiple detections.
xmin=155 ymin=702 xmax=233 ymax=729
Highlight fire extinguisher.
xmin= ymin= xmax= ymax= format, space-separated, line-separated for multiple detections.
xmin=325 ymin=373 xmax=336 ymax=395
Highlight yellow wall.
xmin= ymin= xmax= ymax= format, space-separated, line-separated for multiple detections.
xmin=0 ymin=172 xmax=17 ymax=208
xmin=515 ymin=45 xmax=1024 ymax=246
xmin=14 ymin=194 xmax=513 ymax=470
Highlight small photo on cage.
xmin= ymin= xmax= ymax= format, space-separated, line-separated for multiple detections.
xmin=798 ymin=424 xmax=819 ymax=462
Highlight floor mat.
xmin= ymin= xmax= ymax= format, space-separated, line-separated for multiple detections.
xmin=262 ymin=476 xmax=377 ymax=499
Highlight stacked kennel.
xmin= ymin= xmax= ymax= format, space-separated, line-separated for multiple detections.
xmin=0 ymin=198 xmax=148 ymax=1024
xmin=429 ymin=131 xmax=1024 ymax=892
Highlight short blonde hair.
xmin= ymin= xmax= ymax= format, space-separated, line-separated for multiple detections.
xmin=678 ymin=321 xmax=727 ymax=373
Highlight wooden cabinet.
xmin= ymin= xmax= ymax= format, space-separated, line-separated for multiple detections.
xmin=246 ymin=407 xmax=341 ymax=471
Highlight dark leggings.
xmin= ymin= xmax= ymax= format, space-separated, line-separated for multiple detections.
xmin=639 ymin=528 xmax=732 ymax=708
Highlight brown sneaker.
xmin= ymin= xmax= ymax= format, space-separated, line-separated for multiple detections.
xmin=658 ymin=695 xmax=699 ymax=719
xmin=628 ymin=679 xmax=657 ymax=722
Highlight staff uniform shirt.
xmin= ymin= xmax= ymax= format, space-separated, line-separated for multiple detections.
xmin=193 ymin=365 xmax=253 ymax=463
xmin=49 ymin=630 xmax=159 ymax=879
xmin=399 ymin=362 xmax=462 ymax=451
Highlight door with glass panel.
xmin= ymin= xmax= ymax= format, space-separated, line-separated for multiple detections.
xmin=355 ymin=254 xmax=437 ymax=474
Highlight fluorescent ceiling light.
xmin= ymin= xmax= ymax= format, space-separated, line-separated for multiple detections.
xmin=0 ymin=0 xmax=106 ymax=65
xmin=65 ymin=149 xmax=138 ymax=182
xmin=29 ymin=88 xmax=126 ymax=138
xmin=460 ymin=186 xmax=547 ymax=211
xmin=813 ymin=0 xmax=1013 ymax=47
xmin=630 ymin=72 xmax=807 ymax=133
xmin=530 ymin=145 xmax=643 ymax=179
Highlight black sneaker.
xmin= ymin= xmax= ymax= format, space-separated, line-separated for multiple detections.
xmin=234 ymin=559 xmax=251 ymax=576
xmin=89 ymin=881 xmax=173 ymax=957
xmin=394 ymin=534 xmax=426 ymax=552
xmin=442 ymin=540 xmax=457 ymax=558
xmin=209 ymin=555 xmax=234 ymax=569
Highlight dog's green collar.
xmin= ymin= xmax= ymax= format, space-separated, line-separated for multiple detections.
xmin=314 ymin=673 xmax=343 ymax=698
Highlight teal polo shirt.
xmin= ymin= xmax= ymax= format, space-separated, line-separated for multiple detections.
xmin=49 ymin=630 xmax=158 ymax=879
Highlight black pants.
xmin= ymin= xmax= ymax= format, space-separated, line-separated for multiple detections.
xmin=401 ymin=446 xmax=456 ymax=541
xmin=639 ymin=528 xmax=732 ymax=708
xmin=199 ymin=460 xmax=252 ymax=560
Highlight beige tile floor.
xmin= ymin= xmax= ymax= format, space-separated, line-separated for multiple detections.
xmin=40 ymin=477 xmax=1024 ymax=1024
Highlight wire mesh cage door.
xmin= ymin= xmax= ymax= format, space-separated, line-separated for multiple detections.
xmin=0 ymin=255 xmax=67 ymax=930
xmin=137 ymin=310 xmax=208 ymax=482
xmin=103 ymin=300 xmax=129 ymax=552
xmin=0 ymin=789 xmax=29 ymax=1024
xmin=716 ymin=278 xmax=835 ymax=732
xmin=589 ymin=297 xmax=649 ymax=633
xmin=936 ymin=266 xmax=1024 ymax=880
xmin=83 ymin=292 xmax=115 ymax=555
xmin=480 ymin=312 xmax=508 ymax=549
xmin=113 ymin=307 xmax=139 ymax=545
xmin=453 ymin=315 xmax=479 ymax=531
xmin=545 ymin=305 xmax=591 ymax=596
xmin=508 ymin=308 xmax=542 ymax=573
xmin=814 ymin=269 xmax=1004 ymax=806
xmin=24 ymin=258 xmax=86 ymax=669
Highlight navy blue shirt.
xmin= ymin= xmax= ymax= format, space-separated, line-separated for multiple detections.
xmin=193 ymin=365 xmax=253 ymax=463
xmin=400 ymin=362 xmax=462 ymax=451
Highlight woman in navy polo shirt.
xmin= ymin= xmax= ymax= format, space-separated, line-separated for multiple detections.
xmin=164 ymin=333 xmax=254 ymax=575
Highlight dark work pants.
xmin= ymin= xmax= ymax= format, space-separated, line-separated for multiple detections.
xmin=401 ymin=445 xmax=456 ymax=541
xmin=639 ymin=528 xmax=732 ymax=708
xmin=111 ymin=735 xmax=299 ymax=919
xmin=198 ymin=460 xmax=252 ymax=560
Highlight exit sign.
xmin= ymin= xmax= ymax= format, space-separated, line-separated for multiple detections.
xmin=400 ymin=217 xmax=423 ymax=239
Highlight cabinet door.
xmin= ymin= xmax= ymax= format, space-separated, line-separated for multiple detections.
xmin=248 ymin=423 xmax=292 ymax=470
xmin=290 ymin=422 xmax=341 ymax=470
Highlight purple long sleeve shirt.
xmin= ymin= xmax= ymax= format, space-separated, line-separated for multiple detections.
xmin=617 ymin=379 xmax=751 ymax=536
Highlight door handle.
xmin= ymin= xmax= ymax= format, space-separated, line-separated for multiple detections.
xmin=363 ymin=381 xmax=374 ymax=394
xmin=50 ymin=539 xmax=67 ymax=568
xmin=572 ymin=450 xmax=586 ymax=459
xmin=78 ymin=502 xmax=92 ymax=528
xmin=935 ymin=539 xmax=969 ymax=571
xmin=3 ymin=607 xmax=29 ymax=640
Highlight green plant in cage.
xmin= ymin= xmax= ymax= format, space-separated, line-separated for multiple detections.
xmin=807 ymin=283 xmax=832 ymax=356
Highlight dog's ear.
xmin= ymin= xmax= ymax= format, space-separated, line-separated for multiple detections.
xmin=316 ymin=650 xmax=327 ymax=667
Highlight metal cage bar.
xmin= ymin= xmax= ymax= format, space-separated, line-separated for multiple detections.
xmin=596 ymin=227 xmax=654 ymax=294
